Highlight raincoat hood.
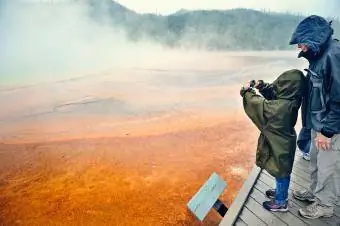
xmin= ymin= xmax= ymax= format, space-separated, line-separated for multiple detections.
xmin=271 ymin=69 xmax=306 ymax=100
xmin=289 ymin=15 xmax=333 ymax=56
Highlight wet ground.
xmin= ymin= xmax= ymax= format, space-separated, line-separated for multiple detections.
xmin=0 ymin=51 xmax=306 ymax=225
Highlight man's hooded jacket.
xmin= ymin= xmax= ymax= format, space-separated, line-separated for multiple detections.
xmin=290 ymin=15 xmax=340 ymax=138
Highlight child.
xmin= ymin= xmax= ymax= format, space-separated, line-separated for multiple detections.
xmin=240 ymin=69 xmax=307 ymax=212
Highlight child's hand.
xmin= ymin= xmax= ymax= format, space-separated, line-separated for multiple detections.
xmin=240 ymin=82 xmax=253 ymax=96
xmin=254 ymin=80 xmax=264 ymax=89
xmin=243 ymin=83 xmax=250 ymax=90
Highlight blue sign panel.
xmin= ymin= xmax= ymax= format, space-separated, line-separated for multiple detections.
xmin=187 ymin=172 xmax=227 ymax=221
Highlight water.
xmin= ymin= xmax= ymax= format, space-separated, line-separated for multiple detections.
xmin=0 ymin=51 xmax=307 ymax=225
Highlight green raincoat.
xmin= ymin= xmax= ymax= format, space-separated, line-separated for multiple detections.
xmin=241 ymin=69 xmax=306 ymax=178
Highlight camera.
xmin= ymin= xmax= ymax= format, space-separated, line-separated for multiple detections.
xmin=249 ymin=80 xmax=256 ymax=88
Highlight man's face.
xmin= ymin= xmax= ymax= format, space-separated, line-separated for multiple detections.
xmin=298 ymin=44 xmax=309 ymax=52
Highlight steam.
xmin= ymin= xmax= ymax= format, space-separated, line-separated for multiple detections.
xmin=118 ymin=0 xmax=340 ymax=18
xmin=0 ymin=0 xmax=333 ymax=87
xmin=0 ymin=0 xmax=165 ymax=85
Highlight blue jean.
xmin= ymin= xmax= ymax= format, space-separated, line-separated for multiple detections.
xmin=297 ymin=127 xmax=311 ymax=154
xmin=275 ymin=176 xmax=290 ymax=205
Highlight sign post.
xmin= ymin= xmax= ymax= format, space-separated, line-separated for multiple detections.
xmin=187 ymin=172 xmax=228 ymax=221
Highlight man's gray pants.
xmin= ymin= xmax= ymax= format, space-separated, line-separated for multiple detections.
xmin=308 ymin=130 xmax=340 ymax=207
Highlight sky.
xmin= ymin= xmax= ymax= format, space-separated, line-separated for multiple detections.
xmin=115 ymin=0 xmax=340 ymax=18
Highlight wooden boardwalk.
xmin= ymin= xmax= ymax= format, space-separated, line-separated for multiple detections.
xmin=220 ymin=152 xmax=340 ymax=226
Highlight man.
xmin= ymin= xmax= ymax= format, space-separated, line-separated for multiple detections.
xmin=289 ymin=15 xmax=340 ymax=219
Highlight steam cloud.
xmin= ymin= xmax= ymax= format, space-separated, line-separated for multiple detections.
xmin=0 ymin=0 xmax=165 ymax=85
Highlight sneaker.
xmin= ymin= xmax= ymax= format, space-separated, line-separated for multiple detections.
xmin=303 ymin=153 xmax=311 ymax=161
xmin=265 ymin=189 xmax=276 ymax=199
xmin=293 ymin=189 xmax=316 ymax=202
xmin=306 ymin=200 xmax=319 ymax=211
xmin=299 ymin=202 xmax=334 ymax=219
xmin=263 ymin=200 xmax=288 ymax=212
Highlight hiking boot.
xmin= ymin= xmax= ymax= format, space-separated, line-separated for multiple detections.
xmin=265 ymin=189 xmax=276 ymax=199
xmin=263 ymin=200 xmax=288 ymax=212
xmin=299 ymin=202 xmax=334 ymax=219
xmin=293 ymin=189 xmax=316 ymax=202
xmin=306 ymin=201 xmax=319 ymax=211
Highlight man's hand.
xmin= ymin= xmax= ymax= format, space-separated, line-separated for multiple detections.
xmin=315 ymin=132 xmax=331 ymax=150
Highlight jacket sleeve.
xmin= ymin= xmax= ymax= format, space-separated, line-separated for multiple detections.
xmin=258 ymin=81 xmax=276 ymax=100
xmin=300 ymin=74 xmax=311 ymax=128
xmin=243 ymin=90 xmax=267 ymax=131
xmin=321 ymin=52 xmax=340 ymax=138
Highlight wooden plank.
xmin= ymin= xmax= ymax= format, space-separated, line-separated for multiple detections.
xmin=258 ymin=174 xmax=309 ymax=206
xmin=220 ymin=157 xmax=340 ymax=225
xmin=238 ymin=207 xmax=266 ymax=226
xmin=290 ymin=174 xmax=310 ymax=190
xmin=256 ymin=176 xmax=340 ymax=224
xmin=257 ymin=177 xmax=311 ymax=209
xmin=293 ymin=158 xmax=310 ymax=170
xmin=312 ymin=212 xmax=340 ymax=225
xmin=254 ymin=179 xmax=328 ymax=226
xmin=262 ymin=170 xmax=310 ymax=190
xmin=234 ymin=219 xmax=248 ymax=226
xmin=291 ymin=167 xmax=311 ymax=182
xmin=259 ymin=172 xmax=305 ymax=192
xmin=292 ymin=162 xmax=311 ymax=176
xmin=187 ymin=172 xmax=226 ymax=221
xmin=333 ymin=207 xmax=340 ymax=218
xmin=293 ymin=165 xmax=311 ymax=176
xmin=294 ymin=156 xmax=310 ymax=166
xmin=258 ymin=174 xmax=309 ymax=208
xmin=250 ymin=187 xmax=307 ymax=226
xmin=258 ymin=172 xmax=275 ymax=187
xmin=291 ymin=171 xmax=311 ymax=187
xmin=255 ymin=176 xmax=308 ymax=207
xmin=245 ymin=197 xmax=287 ymax=225
xmin=219 ymin=166 xmax=261 ymax=226
xmin=294 ymin=158 xmax=340 ymax=208
xmin=295 ymin=158 xmax=311 ymax=169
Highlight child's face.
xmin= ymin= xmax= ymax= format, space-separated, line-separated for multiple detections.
xmin=297 ymin=44 xmax=309 ymax=52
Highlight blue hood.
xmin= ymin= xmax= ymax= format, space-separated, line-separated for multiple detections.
xmin=289 ymin=15 xmax=333 ymax=54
